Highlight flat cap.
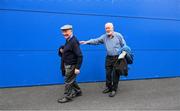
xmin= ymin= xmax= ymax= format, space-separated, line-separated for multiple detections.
xmin=60 ymin=24 xmax=73 ymax=30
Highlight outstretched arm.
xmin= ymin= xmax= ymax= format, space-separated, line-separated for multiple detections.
xmin=80 ymin=35 xmax=104 ymax=45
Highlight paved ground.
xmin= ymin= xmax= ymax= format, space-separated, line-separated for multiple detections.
xmin=0 ymin=78 xmax=180 ymax=110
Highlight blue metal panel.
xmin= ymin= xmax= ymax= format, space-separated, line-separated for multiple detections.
xmin=0 ymin=0 xmax=180 ymax=19
xmin=0 ymin=0 xmax=180 ymax=87
xmin=1 ymin=11 xmax=180 ymax=50
xmin=0 ymin=52 xmax=63 ymax=87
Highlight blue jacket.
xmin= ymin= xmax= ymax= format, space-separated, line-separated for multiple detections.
xmin=120 ymin=46 xmax=134 ymax=64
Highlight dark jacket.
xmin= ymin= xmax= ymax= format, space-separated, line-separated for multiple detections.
xmin=58 ymin=35 xmax=83 ymax=76
xmin=58 ymin=46 xmax=65 ymax=76
xmin=114 ymin=46 xmax=133 ymax=77
xmin=114 ymin=58 xmax=128 ymax=76
xmin=121 ymin=46 xmax=134 ymax=64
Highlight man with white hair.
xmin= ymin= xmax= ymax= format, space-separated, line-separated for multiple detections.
xmin=80 ymin=22 xmax=128 ymax=97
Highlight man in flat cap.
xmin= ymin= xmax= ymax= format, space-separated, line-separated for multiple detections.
xmin=80 ymin=22 xmax=132 ymax=97
xmin=58 ymin=24 xmax=83 ymax=103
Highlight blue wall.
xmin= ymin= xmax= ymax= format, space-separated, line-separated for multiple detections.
xmin=0 ymin=0 xmax=180 ymax=87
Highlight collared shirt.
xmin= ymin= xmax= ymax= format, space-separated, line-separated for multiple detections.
xmin=86 ymin=32 xmax=126 ymax=56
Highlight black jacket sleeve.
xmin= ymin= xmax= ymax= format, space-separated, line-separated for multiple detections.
xmin=72 ymin=40 xmax=83 ymax=69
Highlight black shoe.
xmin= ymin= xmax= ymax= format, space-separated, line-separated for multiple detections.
xmin=102 ymin=88 xmax=111 ymax=94
xmin=109 ymin=91 xmax=116 ymax=97
xmin=57 ymin=97 xmax=72 ymax=103
xmin=72 ymin=91 xmax=82 ymax=98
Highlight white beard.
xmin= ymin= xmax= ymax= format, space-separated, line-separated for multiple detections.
xmin=106 ymin=31 xmax=113 ymax=36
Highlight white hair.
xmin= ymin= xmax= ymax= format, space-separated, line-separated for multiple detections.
xmin=105 ymin=22 xmax=114 ymax=28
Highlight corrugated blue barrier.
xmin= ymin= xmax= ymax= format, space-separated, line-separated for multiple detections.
xmin=0 ymin=0 xmax=180 ymax=87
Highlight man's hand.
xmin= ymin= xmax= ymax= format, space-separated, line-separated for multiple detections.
xmin=74 ymin=68 xmax=80 ymax=75
xmin=79 ymin=41 xmax=88 ymax=44
xmin=118 ymin=51 xmax=127 ymax=59
xmin=60 ymin=48 xmax=64 ymax=53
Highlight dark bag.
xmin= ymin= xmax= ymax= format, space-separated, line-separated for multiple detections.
xmin=125 ymin=53 xmax=134 ymax=64
xmin=114 ymin=58 xmax=128 ymax=76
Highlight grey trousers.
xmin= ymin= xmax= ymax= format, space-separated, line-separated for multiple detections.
xmin=64 ymin=65 xmax=81 ymax=98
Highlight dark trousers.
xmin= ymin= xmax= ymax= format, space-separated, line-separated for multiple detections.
xmin=64 ymin=65 xmax=81 ymax=98
xmin=105 ymin=56 xmax=120 ymax=91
